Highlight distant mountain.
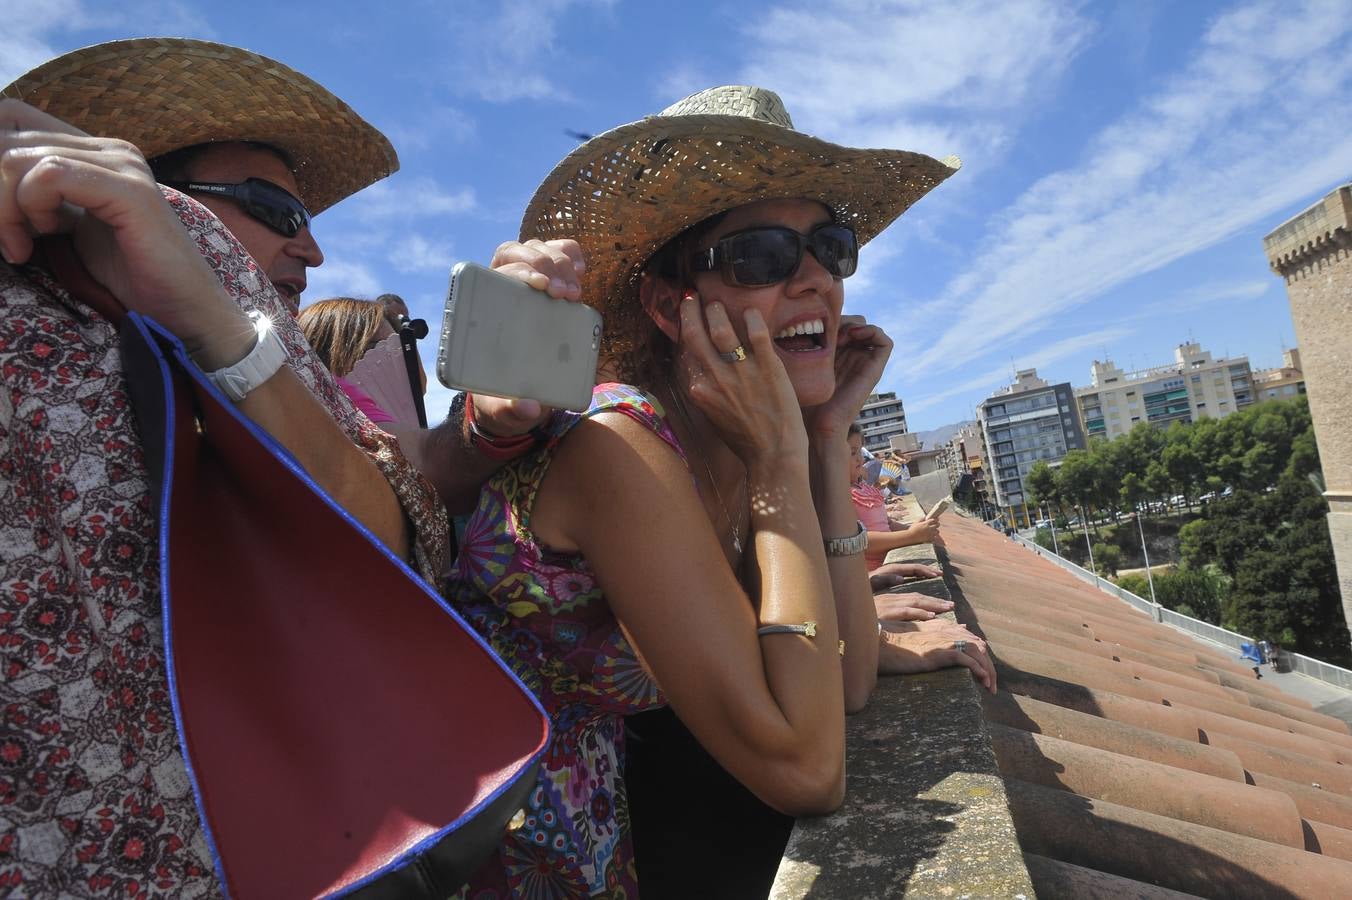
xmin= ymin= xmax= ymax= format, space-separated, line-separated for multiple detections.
xmin=909 ymin=421 xmax=973 ymax=450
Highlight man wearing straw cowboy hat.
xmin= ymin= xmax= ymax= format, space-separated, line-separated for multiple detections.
xmin=0 ymin=38 xmax=579 ymax=897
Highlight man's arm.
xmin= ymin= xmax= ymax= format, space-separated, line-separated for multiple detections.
xmin=388 ymin=395 xmax=506 ymax=515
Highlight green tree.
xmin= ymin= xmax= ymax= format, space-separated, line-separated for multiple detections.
xmin=1154 ymin=568 xmax=1225 ymax=624
xmin=1120 ymin=472 xmax=1146 ymax=510
xmin=1034 ymin=527 xmax=1057 ymax=553
xmin=1182 ymin=471 xmax=1349 ymax=664
xmin=1092 ymin=543 xmax=1122 ymax=577
xmin=1143 ymin=460 xmax=1172 ymax=511
xmin=1025 ymin=461 xmax=1058 ymax=509
xmin=1056 ymin=450 xmax=1103 ymax=533
xmin=1115 ymin=572 xmax=1151 ymax=598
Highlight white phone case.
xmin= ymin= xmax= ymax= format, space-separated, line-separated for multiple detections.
xmin=437 ymin=262 xmax=603 ymax=411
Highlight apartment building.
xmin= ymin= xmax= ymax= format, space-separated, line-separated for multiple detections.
xmin=1074 ymin=342 xmax=1254 ymax=441
xmin=939 ymin=422 xmax=993 ymax=515
xmin=1253 ymin=347 xmax=1307 ymax=403
xmin=977 ymin=370 xmax=1085 ymax=510
xmin=939 ymin=422 xmax=985 ymax=488
xmin=855 ymin=391 xmax=908 ymax=452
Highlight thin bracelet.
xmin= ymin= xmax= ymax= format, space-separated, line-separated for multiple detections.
xmin=757 ymin=621 xmax=817 ymax=639
xmin=758 ymin=622 xmax=845 ymax=656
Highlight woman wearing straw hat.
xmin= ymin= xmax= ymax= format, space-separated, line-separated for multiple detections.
xmin=448 ymin=85 xmax=990 ymax=896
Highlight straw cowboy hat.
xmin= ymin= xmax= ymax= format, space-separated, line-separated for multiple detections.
xmin=3 ymin=37 xmax=397 ymax=215
xmin=520 ymin=84 xmax=960 ymax=369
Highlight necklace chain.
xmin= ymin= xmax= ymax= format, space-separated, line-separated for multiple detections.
xmin=665 ymin=382 xmax=744 ymax=555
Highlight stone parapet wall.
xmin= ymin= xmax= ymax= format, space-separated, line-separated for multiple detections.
xmin=771 ymin=501 xmax=1032 ymax=898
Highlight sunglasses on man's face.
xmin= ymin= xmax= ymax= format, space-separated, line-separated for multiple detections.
xmin=690 ymin=222 xmax=859 ymax=287
xmin=164 ymin=178 xmax=312 ymax=238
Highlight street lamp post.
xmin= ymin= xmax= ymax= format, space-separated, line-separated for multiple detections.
xmin=1134 ymin=503 xmax=1158 ymax=606
xmin=1081 ymin=505 xmax=1096 ymax=576
xmin=1043 ymin=503 xmax=1060 ymax=555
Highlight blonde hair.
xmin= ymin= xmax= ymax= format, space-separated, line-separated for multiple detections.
xmin=297 ymin=297 xmax=388 ymax=377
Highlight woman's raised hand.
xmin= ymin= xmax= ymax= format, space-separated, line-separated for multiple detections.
xmin=803 ymin=313 xmax=893 ymax=440
xmin=676 ymin=292 xmax=807 ymax=469
xmin=476 ymin=238 xmax=589 ymax=434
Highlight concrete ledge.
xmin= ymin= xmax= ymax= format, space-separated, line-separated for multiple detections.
xmin=771 ymin=508 xmax=1032 ymax=898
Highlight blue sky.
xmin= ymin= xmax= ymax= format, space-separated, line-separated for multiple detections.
xmin=5 ymin=0 xmax=1351 ymax=432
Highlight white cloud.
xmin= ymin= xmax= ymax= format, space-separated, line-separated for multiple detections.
xmin=382 ymin=105 xmax=478 ymax=152
xmin=349 ymin=178 xmax=477 ymax=219
xmin=0 ymin=1 xmax=213 ymax=87
xmin=302 ymin=258 xmax=383 ymax=302
xmin=900 ymin=325 xmax=1134 ymax=415
xmin=0 ymin=0 xmax=87 ymax=86
xmin=907 ymin=0 xmax=1352 ymax=377
xmin=1136 ymin=278 xmax=1272 ymax=318
xmin=447 ymin=0 xmax=618 ymax=103
xmin=389 ymin=235 xmax=457 ymax=274
xmin=738 ymin=0 xmax=1093 ymax=158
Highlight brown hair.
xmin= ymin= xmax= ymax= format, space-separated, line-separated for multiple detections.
xmin=623 ymin=211 xmax=727 ymax=387
xmin=297 ymin=298 xmax=389 ymax=377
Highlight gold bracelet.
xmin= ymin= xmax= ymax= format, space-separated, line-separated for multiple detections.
xmin=757 ymin=622 xmax=845 ymax=656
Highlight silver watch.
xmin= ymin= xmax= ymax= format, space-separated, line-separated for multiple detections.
xmin=824 ymin=520 xmax=868 ymax=557
xmin=202 ymin=310 xmax=287 ymax=402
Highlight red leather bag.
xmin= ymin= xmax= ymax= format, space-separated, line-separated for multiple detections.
xmin=46 ymin=241 xmax=549 ymax=898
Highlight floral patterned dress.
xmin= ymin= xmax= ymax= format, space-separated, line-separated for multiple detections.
xmin=449 ymin=384 xmax=675 ymax=898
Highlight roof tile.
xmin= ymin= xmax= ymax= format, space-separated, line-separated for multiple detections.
xmin=943 ymin=512 xmax=1352 ymax=897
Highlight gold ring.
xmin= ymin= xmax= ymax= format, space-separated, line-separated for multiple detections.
xmin=719 ymin=346 xmax=748 ymax=363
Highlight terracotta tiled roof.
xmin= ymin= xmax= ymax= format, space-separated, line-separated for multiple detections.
xmin=943 ymin=513 xmax=1352 ymax=897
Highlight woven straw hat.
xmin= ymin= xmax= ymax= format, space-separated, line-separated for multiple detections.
xmin=3 ymin=38 xmax=398 ymax=215
xmin=520 ymin=85 xmax=960 ymax=372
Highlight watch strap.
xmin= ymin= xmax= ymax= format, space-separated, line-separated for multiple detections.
xmin=202 ymin=310 xmax=287 ymax=402
xmin=824 ymin=520 xmax=868 ymax=557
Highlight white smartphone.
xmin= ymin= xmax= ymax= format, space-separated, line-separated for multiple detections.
xmin=927 ymin=497 xmax=952 ymax=520
xmin=437 ymin=261 xmax=603 ymax=412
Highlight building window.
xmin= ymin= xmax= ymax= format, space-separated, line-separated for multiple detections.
xmin=1191 ymin=374 xmax=1201 ymax=383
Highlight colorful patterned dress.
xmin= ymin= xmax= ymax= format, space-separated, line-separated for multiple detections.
xmin=449 ymin=384 xmax=675 ymax=898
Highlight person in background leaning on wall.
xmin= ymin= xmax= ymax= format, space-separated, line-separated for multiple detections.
xmin=0 ymin=39 xmax=584 ymax=898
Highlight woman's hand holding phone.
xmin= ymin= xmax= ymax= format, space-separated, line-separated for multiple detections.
xmin=472 ymin=239 xmax=587 ymax=433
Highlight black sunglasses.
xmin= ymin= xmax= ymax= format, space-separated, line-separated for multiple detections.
xmin=163 ymin=178 xmax=312 ymax=238
xmin=690 ymin=222 xmax=859 ymax=287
